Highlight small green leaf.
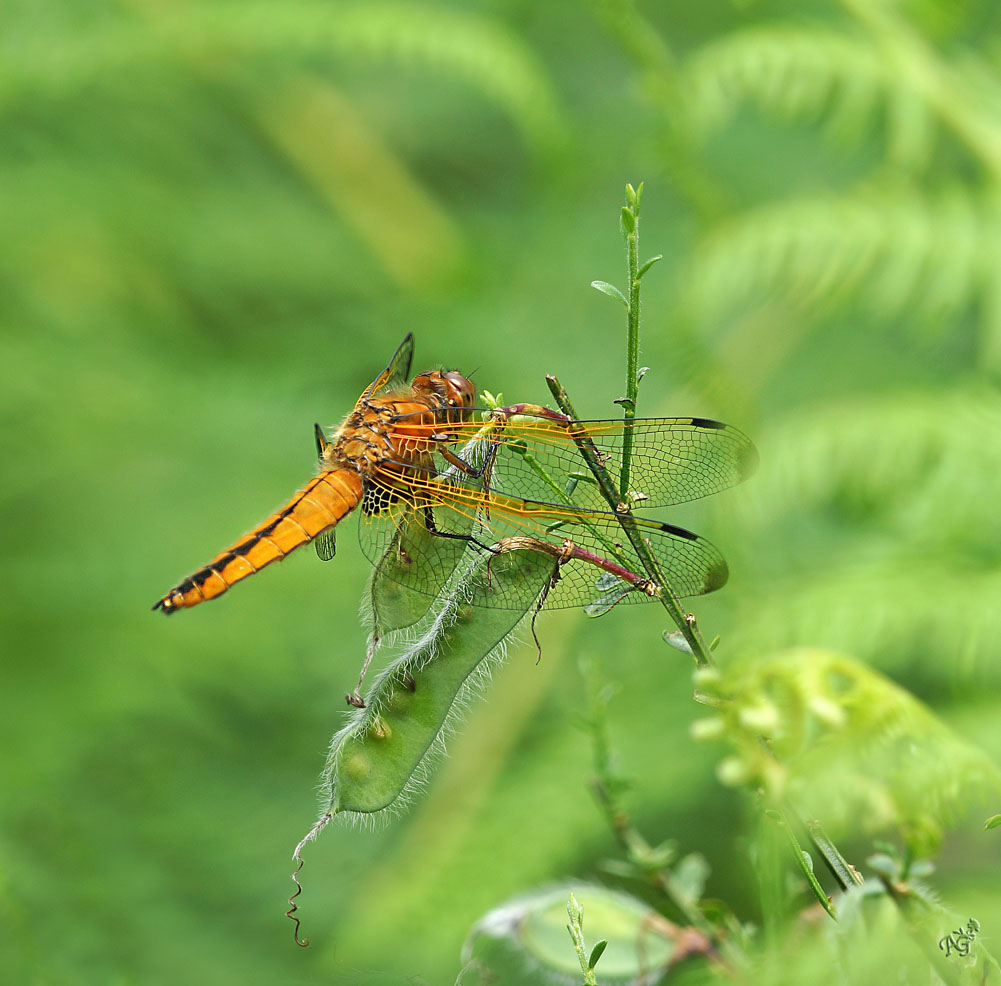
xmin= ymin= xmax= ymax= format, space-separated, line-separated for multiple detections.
xmin=588 ymin=940 xmax=607 ymax=970
xmin=637 ymin=255 xmax=662 ymax=279
xmin=590 ymin=280 xmax=628 ymax=306
xmin=620 ymin=207 xmax=635 ymax=235
xmin=624 ymin=183 xmax=637 ymax=208
xmin=613 ymin=397 xmax=635 ymax=411
xmin=636 ymin=366 xmax=649 ymax=384
xmin=663 ymin=630 xmax=693 ymax=654
xmin=867 ymin=852 xmax=899 ymax=880
xmin=585 ymin=579 xmax=634 ymax=617
xmin=674 ymin=852 xmax=710 ymax=901
xmin=985 ymin=814 xmax=1001 ymax=830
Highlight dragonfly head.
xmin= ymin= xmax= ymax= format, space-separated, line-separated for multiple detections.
xmin=412 ymin=369 xmax=477 ymax=411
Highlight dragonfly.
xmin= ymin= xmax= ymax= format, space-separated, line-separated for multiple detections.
xmin=153 ymin=335 xmax=757 ymax=624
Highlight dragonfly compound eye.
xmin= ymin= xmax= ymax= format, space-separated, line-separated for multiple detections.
xmin=441 ymin=370 xmax=476 ymax=407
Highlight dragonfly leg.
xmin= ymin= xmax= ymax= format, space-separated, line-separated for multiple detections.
xmin=435 ymin=438 xmax=501 ymax=484
xmin=527 ymin=540 xmax=576 ymax=663
xmin=434 ymin=436 xmax=502 ymax=524
xmin=345 ymin=635 xmax=379 ymax=708
xmin=421 ymin=506 xmax=499 ymax=555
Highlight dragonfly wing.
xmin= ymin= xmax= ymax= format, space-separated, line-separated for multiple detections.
xmin=361 ymin=466 xmax=728 ymax=612
xmin=314 ymin=526 xmax=337 ymax=561
xmin=358 ymin=478 xmax=478 ymax=631
xmin=422 ymin=413 xmax=757 ymax=510
xmin=524 ymin=513 xmax=728 ymax=611
xmin=360 ymin=334 xmax=415 ymax=402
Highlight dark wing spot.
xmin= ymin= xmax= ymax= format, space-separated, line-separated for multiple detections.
xmin=737 ymin=438 xmax=760 ymax=480
xmin=657 ymin=521 xmax=701 ymax=541
xmin=704 ymin=556 xmax=729 ymax=592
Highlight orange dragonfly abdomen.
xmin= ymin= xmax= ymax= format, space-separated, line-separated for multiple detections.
xmin=153 ymin=468 xmax=364 ymax=614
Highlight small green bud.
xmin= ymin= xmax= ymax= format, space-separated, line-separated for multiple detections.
xmin=689 ymin=716 xmax=725 ymax=741
xmin=716 ymin=756 xmax=751 ymax=787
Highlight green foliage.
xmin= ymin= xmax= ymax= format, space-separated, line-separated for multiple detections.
xmin=726 ymin=387 xmax=1001 ymax=681
xmin=686 ymin=184 xmax=992 ymax=330
xmin=323 ymin=546 xmax=554 ymax=818
xmin=683 ymin=25 xmax=901 ymax=146
xmin=2 ymin=2 xmax=565 ymax=153
xmin=696 ymin=649 xmax=1001 ymax=853
xmin=5 ymin=0 xmax=1001 ymax=984
xmin=462 ymin=885 xmax=678 ymax=986
xmin=671 ymin=2 xmax=1001 ymax=373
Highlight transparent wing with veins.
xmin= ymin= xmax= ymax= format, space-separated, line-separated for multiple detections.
xmin=387 ymin=406 xmax=758 ymax=511
xmin=358 ymin=419 xmax=730 ymax=612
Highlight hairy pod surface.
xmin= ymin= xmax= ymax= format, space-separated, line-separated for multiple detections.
xmin=323 ymin=545 xmax=556 ymax=816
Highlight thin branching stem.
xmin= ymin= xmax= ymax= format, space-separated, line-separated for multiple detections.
xmin=619 ymin=185 xmax=641 ymax=502
xmin=545 ymin=373 xmax=714 ymax=667
xmin=566 ymin=893 xmax=602 ymax=986
xmin=585 ymin=663 xmax=712 ymax=933
xmin=576 ymin=187 xmax=859 ymax=928
xmin=768 ymin=808 xmax=837 ymax=920
xmin=803 ymin=816 xmax=863 ymax=891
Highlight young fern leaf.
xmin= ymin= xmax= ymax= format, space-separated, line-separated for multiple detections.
xmin=722 ymin=389 xmax=1001 ymax=680
xmin=683 ymin=27 xmax=885 ymax=134
xmin=696 ymin=649 xmax=1001 ymax=854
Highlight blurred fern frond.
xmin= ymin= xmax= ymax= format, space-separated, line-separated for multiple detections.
xmin=700 ymin=649 xmax=1001 ymax=852
xmin=732 ymin=564 xmax=1001 ymax=683
xmin=0 ymin=1 xmax=566 ymax=154
xmin=684 ymin=183 xmax=993 ymax=330
xmin=682 ymin=25 xmax=903 ymax=150
xmin=659 ymin=8 xmax=1001 ymax=379
xmin=720 ymin=388 xmax=1001 ymax=679
xmin=736 ymin=387 xmax=1001 ymax=538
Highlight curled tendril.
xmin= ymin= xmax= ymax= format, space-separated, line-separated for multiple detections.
xmin=286 ymin=813 xmax=333 ymax=947
xmin=287 ymin=857 xmax=309 ymax=947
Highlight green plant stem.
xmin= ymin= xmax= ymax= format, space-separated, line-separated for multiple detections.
xmin=769 ymin=809 xmax=837 ymax=920
xmin=545 ymin=373 xmax=713 ymax=668
xmin=803 ymin=816 xmax=863 ymax=890
xmin=566 ymin=893 xmax=600 ymax=986
xmin=586 ymin=669 xmax=713 ymax=934
xmin=579 ymin=191 xmax=856 ymax=925
xmin=620 ymin=194 xmax=640 ymax=502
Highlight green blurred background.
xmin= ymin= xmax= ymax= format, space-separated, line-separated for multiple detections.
xmin=5 ymin=0 xmax=1001 ymax=982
